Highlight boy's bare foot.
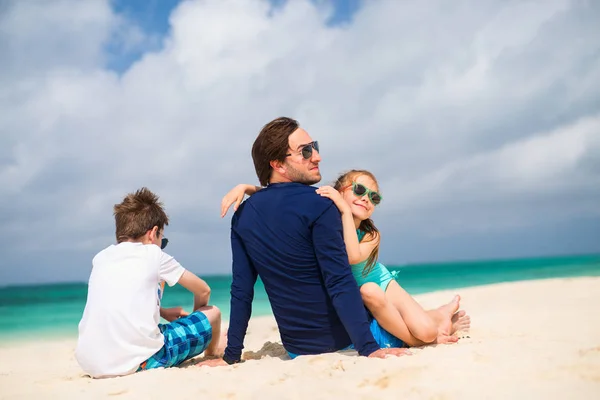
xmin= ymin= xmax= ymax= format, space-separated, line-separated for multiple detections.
xmin=217 ymin=329 xmax=228 ymax=354
xmin=451 ymin=310 xmax=471 ymax=334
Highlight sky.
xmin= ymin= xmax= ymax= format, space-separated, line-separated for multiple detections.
xmin=1 ymin=0 xmax=599 ymax=285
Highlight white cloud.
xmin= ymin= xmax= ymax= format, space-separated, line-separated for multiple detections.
xmin=0 ymin=1 xmax=113 ymax=77
xmin=1 ymin=0 xmax=599 ymax=283
xmin=384 ymin=115 xmax=600 ymax=234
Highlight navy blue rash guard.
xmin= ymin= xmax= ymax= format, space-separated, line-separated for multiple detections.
xmin=223 ymin=182 xmax=379 ymax=362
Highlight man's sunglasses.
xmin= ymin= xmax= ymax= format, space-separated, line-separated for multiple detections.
xmin=161 ymin=238 xmax=169 ymax=250
xmin=286 ymin=141 xmax=319 ymax=160
xmin=348 ymin=182 xmax=382 ymax=206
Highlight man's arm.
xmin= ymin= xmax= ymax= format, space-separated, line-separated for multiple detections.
xmin=312 ymin=204 xmax=380 ymax=357
xmin=222 ymin=223 xmax=258 ymax=364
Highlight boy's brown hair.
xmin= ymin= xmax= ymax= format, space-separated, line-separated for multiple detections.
xmin=251 ymin=117 xmax=299 ymax=186
xmin=113 ymin=187 xmax=169 ymax=243
xmin=333 ymin=170 xmax=381 ymax=277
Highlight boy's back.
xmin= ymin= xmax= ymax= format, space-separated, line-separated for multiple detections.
xmin=75 ymin=242 xmax=184 ymax=378
xmin=76 ymin=187 xmax=221 ymax=378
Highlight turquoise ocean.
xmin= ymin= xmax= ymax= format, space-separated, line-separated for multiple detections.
xmin=1 ymin=254 xmax=599 ymax=341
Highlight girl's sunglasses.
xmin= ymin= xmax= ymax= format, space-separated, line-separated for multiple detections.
xmin=161 ymin=238 xmax=169 ymax=250
xmin=349 ymin=182 xmax=382 ymax=205
xmin=286 ymin=141 xmax=319 ymax=160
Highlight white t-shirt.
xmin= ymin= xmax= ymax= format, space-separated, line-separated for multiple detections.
xmin=75 ymin=242 xmax=185 ymax=378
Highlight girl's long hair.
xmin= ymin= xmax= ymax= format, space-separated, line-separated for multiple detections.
xmin=333 ymin=170 xmax=381 ymax=277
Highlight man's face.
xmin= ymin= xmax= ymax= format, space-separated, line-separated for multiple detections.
xmin=283 ymin=128 xmax=322 ymax=185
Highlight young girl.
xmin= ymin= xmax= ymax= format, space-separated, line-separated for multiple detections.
xmin=221 ymin=170 xmax=470 ymax=346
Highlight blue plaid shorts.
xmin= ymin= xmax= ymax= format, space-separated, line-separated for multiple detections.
xmin=139 ymin=311 xmax=212 ymax=370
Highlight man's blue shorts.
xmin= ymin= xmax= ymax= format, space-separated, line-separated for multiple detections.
xmin=287 ymin=318 xmax=405 ymax=359
xmin=139 ymin=311 xmax=212 ymax=370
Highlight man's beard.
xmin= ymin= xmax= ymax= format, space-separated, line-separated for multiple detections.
xmin=285 ymin=161 xmax=321 ymax=185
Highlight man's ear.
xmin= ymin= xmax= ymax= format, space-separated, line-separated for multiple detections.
xmin=270 ymin=159 xmax=286 ymax=174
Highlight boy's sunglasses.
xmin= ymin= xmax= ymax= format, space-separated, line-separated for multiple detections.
xmin=286 ymin=141 xmax=319 ymax=160
xmin=348 ymin=182 xmax=382 ymax=206
xmin=161 ymin=238 xmax=169 ymax=250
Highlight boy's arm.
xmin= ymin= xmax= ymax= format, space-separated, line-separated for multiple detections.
xmin=177 ymin=270 xmax=211 ymax=310
xmin=160 ymin=306 xmax=189 ymax=322
xmin=158 ymin=251 xmax=211 ymax=317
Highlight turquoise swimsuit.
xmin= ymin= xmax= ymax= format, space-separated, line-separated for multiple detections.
xmin=351 ymin=230 xmax=398 ymax=291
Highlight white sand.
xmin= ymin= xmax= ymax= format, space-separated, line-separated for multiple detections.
xmin=1 ymin=277 xmax=599 ymax=399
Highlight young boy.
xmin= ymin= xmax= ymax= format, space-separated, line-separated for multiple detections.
xmin=75 ymin=187 xmax=222 ymax=378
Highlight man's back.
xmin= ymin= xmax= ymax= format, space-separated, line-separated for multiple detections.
xmin=227 ymin=182 xmax=378 ymax=357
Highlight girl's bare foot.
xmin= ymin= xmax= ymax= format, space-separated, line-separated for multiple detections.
xmin=451 ymin=310 xmax=471 ymax=334
xmin=427 ymin=296 xmax=470 ymax=344
xmin=434 ymin=295 xmax=460 ymax=337
xmin=433 ymin=333 xmax=459 ymax=344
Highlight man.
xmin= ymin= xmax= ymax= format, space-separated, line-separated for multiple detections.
xmin=202 ymin=117 xmax=407 ymax=366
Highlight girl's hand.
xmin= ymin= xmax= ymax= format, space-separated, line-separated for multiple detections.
xmin=221 ymin=184 xmax=258 ymax=218
xmin=160 ymin=306 xmax=189 ymax=322
xmin=316 ymin=186 xmax=351 ymax=214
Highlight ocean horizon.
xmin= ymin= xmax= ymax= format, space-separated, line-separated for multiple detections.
xmin=1 ymin=253 xmax=599 ymax=341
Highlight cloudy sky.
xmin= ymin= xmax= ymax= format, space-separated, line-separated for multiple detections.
xmin=1 ymin=0 xmax=599 ymax=285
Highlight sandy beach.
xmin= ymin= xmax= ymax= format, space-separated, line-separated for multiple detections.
xmin=1 ymin=277 xmax=599 ymax=399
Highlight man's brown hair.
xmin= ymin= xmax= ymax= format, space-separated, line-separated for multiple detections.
xmin=251 ymin=117 xmax=299 ymax=186
xmin=113 ymin=187 xmax=169 ymax=243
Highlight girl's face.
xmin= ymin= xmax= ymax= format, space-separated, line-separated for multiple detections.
xmin=340 ymin=174 xmax=380 ymax=222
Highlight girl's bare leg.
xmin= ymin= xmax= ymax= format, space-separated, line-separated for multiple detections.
xmin=385 ymin=281 xmax=462 ymax=340
xmin=361 ymin=281 xmax=463 ymax=346
xmin=360 ymin=283 xmax=436 ymax=346
xmin=382 ymin=281 xmax=440 ymax=343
